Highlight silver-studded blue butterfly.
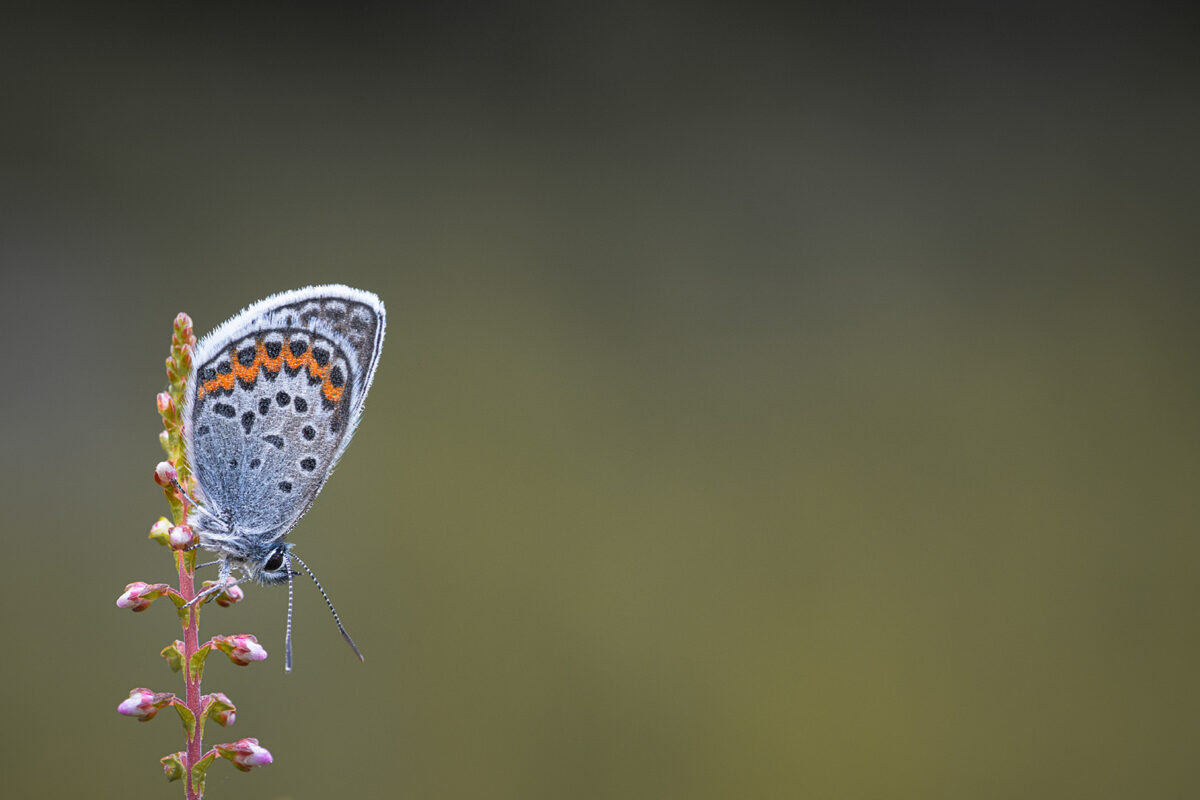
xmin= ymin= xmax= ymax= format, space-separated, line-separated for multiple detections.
xmin=181 ymin=285 xmax=385 ymax=670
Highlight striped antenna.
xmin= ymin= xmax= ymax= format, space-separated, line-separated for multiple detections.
xmin=285 ymin=561 xmax=295 ymax=672
xmin=288 ymin=552 xmax=364 ymax=664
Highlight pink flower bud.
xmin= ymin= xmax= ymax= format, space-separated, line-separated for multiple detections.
xmin=154 ymin=461 xmax=177 ymax=488
xmin=116 ymin=582 xmax=152 ymax=611
xmin=178 ymin=343 xmax=194 ymax=371
xmin=116 ymin=582 xmax=172 ymax=611
xmin=156 ymin=392 xmax=175 ymax=416
xmin=174 ymin=312 xmax=194 ymax=342
xmin=148 ymin=517 xmax=172 ymax=545
xmin=168 ymin=525 xmax=195 ymax=550
xmin=117 ymin=688 xmax=156 ymax=719
xmin=212 ymin=634 xmax=268 ymax=666
xmin=204 ymin=692 xmax=237 ymax=726
xmin=161 ymin=751 xmax=185 ymax=781
xmin=117 ymin=687 xmax=174 ymax=721
xmin=215 ymin=583 xmax=245 ymax=607
xmin=217 ymin=738 xmax=273 ymax=771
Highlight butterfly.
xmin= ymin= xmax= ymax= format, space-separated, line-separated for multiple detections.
xmin=179 ymin=285 xmax=385 ymax=670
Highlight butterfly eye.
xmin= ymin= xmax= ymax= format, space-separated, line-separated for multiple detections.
xmin=264 ymin=550 xmax=285 ymax=572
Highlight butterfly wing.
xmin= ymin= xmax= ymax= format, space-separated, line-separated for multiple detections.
xmin=182 ymin=286 xmax=385 ymax=543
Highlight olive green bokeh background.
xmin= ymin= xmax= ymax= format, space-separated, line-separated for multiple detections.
xmin=1 ymin=5 xmax=1197 ymax=798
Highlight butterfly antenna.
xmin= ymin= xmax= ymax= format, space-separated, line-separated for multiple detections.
xmin=285 ymin=561 xmax=295 ymax=673
xmin=288 ymin=552 xmax=364 ymax=663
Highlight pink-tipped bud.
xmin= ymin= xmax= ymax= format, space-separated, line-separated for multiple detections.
xmin=117 ymin=581 xmax=172 ymax=611
xmin=178 ymin=343 xmax=194 ymax=371
xmin=156 ymin=392 xmax=175 ymax=416
xmin=117 ymin=582 xmax=153 ymax=611
xmin=215 ymin=584 xmax=245 ymax=607
xmin=204 ymin=692 xmax=237 ymax=727
xmin=174 ymin=312 xmax=194 ymax=342
xmin=211 ymin=634 xmax=268 ymax=666
xmin=117 ymin=687 xmax=174 ymax=721
xmin=154 ymin=461 xmax=177 ymax=488
xmin=168 ymin=525 xmax=195 ymax=551
xmin=117 ymin=688 xmax=156 ymax=719
xmin=148 ymin=517 xmax=172 ymax=545
xmin=217 ymin=738 xmax=273 ymax=771
xmin=161 ymin=751 xmax=185 ymax=782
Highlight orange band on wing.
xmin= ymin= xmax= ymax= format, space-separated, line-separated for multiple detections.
xmin=196 ymin=338 xmax=345 ymax=404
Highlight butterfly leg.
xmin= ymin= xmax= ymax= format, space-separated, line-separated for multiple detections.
xmin=184 ymin=558 xmax=243 ymax=608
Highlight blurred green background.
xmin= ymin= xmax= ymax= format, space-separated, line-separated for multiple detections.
xmin=1 ymin=4 xmax=1197 ymax=798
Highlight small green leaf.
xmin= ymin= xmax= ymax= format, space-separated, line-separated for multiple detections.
xmin=191 ymin=751 xmax=217 ymax=795
xmin=164 ymin=490 xmax=183 ymax=524
xmin=173 ymin=700 xmax=196 ymax=738
xmin=161 ymin=751 xmax=185 ymax=782
xmin=161 ymin=641 xmax=184 ymax=673
xmin=189 ymin=642 xmax=213 ymax=682
xmin=170 ymin=587 xmax=192 ymax=626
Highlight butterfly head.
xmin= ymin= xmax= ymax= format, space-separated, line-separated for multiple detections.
xmin=242 ymin=541 xmax=294 ymax=585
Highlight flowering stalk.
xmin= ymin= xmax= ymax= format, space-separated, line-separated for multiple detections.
xmin=117 ymin=313 xmax=272 ymax=798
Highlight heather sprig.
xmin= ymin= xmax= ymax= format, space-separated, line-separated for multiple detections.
xmin=117 ymin=312 xmax=272 ymax=799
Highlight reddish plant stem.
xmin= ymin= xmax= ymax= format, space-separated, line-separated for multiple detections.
xmin=176 ymin=496 xmax=203 ymax=800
